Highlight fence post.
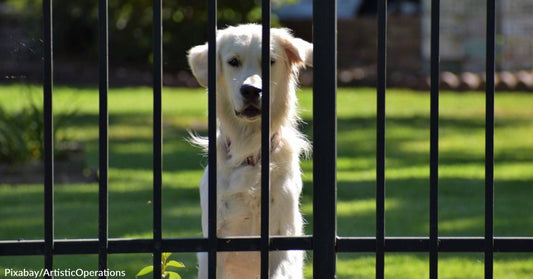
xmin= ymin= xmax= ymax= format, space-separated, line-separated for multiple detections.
xmin=429 ymin=0 xmax=440 ymax=278
xmin=376 ymin=0 xmax=387 ymax=278
xmin=207 ymin=0 xmax=218 ymax=277
xmin=97 ymin=0 xmax=109 ymax=277
xmin=312 ymin=0 xmax=337 ymax=278
xmin=42 ymin=0 xmax=54 ymax=277
xmin=485 ymin=0 xmax=496 ymax=278
xmin=260 ymin=0 xmax=272 ymax=278
xmin=152 ymin=0 xmax=164 ymax=278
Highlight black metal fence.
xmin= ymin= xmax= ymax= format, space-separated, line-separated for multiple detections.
xmin=1 ymin=0 xmax=532 ymax=279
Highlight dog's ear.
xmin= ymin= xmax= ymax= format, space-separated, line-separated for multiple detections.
xmin=188 ymin=43 xmax=211 ymax=88
xmin=274 ymin=30 xmax=313 ymax=68
xmin=286 ymin=37 xmax=313 ymax=68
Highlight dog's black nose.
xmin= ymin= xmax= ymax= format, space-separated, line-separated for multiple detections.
xmin=240 ymin=85 xmax=262 ymax=101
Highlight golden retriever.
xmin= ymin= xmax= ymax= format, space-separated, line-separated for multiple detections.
xmin=188 ymin=24 xmax=312 ymax=279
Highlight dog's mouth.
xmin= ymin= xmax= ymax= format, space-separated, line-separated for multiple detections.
xmin=235 ymin=105 xmax=261 ymax=119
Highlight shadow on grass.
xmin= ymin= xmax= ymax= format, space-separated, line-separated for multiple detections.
xmin=0 ymin=183 xmax=202 ymax=240
xmin=301 ymin=115 xmax=532 ymax=172
xmin=302 ymin=177 xmax=533 ymax=237
xmin=2 ymin=176 xmax=530 ymax=240
xmin=66 ymin=110 xmax=532 ymax=172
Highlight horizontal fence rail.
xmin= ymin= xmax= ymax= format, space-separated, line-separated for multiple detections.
xmin=3 ymin=237 xmax=533 ymax=256
xmin=0 ymin=0 xmax=532 ymax=278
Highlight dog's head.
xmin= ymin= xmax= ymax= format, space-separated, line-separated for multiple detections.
xmin=188 ymin=24 xmax=312 ymax=123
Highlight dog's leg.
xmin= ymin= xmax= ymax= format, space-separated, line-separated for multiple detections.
xmin=270 ymin=189 xmax=305 ymax=278
xmin=270 ymin=250 xmax=304 ymax=279
xmin=197 ymin=170 xmax=210 ymax=279
xmin=197 ymin=252 xmax=207 ymax=279
xmin=219 ymin=252 xmax=260 ymax=279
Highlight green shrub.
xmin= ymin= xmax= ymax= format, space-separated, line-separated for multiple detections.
xmin=0 ymin=97 xmax=77 ymax=165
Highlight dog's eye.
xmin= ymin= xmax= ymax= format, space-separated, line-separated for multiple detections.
xmin=270 ymin=59 xmax=276 ymax=65
xmin=228 ymin=58 xmax=241 ymax=67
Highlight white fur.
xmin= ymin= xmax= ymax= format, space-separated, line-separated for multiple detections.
xmin=188 ymin=24 xmax=312 ymax=279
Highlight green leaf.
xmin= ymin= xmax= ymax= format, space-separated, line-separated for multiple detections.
xmin=136 ymin=265 xmax=154 ymax=277
xmin=165 ymin=271 xmax=182 ymax=279
xmin=166 ymin=260 xmax=185 ymax=269
xmin=162 ymin=252 xmax=172 ymax=262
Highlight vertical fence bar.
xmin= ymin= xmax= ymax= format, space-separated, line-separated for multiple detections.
xmin=152 ymin=0 xmax=163 ymax=278
xmin=43 ymin=0 xmax=54 ymax=276
xmin=312 ymin=0 xmax=337 ymax=278
xmin=207 ymin=0 xmax=217 ymax=277
xmin=429 ymin=0 xmax=440 ymax=278
xmin=98 ymin=0 xmax=109 ymax=277
xmin=376 ymin=0 xmax=387 ymax=278
xmin=260 ymin=0 xmax=271 ymax=278
xmin=485 ymin=0 xmax=496 ymax=278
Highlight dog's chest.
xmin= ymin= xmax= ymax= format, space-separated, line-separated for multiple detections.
xmin=216 ymin=163 xmax=286 ymax=237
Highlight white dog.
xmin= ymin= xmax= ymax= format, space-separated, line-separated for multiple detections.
xmin=188 ymin=24 xmax=313 ymax=279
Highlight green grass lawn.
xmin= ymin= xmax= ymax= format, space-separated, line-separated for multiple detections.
xmin=1 ymin=84 xmax=532 ymax=278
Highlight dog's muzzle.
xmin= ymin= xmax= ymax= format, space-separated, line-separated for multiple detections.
xmin=235 ymin=84 xmax=262 ymax=119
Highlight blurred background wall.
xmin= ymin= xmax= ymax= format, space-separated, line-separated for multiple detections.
xmin=1 ymin=0 xmax=531 ymax=89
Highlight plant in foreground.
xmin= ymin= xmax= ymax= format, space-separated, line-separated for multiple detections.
xmin=136 ymin=253 xmax=185 ymax=279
